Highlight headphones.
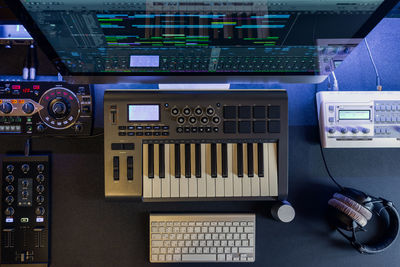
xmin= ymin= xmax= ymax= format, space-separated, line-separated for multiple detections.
xmin=328 ymin=187 xmax=399 ymax=254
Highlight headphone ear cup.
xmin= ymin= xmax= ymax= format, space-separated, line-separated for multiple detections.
xmin=328 ymin=198 xmax=368 ymax=228
xmin=333 ymin=193 xmax=373 ymax=221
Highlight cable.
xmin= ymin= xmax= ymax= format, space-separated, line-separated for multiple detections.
xmin=331 ymin=71 xmax=339 ymax=91
xmin=315 ymin=85 xmax=344 ymax=191
xmin=364 ymin=38 xmax=382 ymax=91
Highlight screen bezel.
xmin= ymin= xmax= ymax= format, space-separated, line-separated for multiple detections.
xmin=5 ymin=0 xmax=400 ymax=78
xmin=127 ymin=104 xmax=161 ymax=122
xmin=338 ymin=110 xmax=371 ymax=120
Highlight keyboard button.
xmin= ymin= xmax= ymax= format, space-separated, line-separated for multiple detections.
xmin=238 ymin=106 xmax=251 ymax=119
xmin=182 ymin=254 xmax=217 ymax=262
xmin=223 ymin=121 xmax=236 ymax=134
xmin=253 ymin=106 xmax=266 ymax=119
xmin=223 ymin=106 xmax=236 ymax=119
xmin=238 ymin=121 xmax=251 ymax=133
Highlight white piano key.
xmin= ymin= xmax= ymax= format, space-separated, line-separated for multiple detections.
xmin=260 ymin=143 xmax=270 ymax=196
xmin=170 ymin=144 xmax=180 ymax=198
xmin=143 ymin=144 xmax=152 ymax=198
xmin=189 ymin=143 xmax=198 ymax=197
xmin=233 ymin=143 xmax=242 ymax=197
xmin=161 ymin=144 xmax=171 ymax=198
xmin=225 ymin=143 xmax=233 ymax=197
xmin=198 ymin=144 xmax=207 ymax=197
xmin=251 ymin=143 xmax=260 ymax=197
xmin=206 ymin=144 xmax=215 ymax=197
xmin=268 ymin=143 xmax=279 ymax=196
xmin=153 ymin=144 xmax=161 ymax=198
xmin=215 ymin=143 xmax=224 ymax=197
xmin=180 ymin=144 xmax=189 ymax=197
xmin=242 ymin=143 xmax=251 ymax=197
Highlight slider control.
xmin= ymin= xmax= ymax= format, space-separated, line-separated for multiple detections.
xmin=113 ymin=156 xmax=119 ymax=180
xmin=127 ymin=156 xmax=133 ymax=180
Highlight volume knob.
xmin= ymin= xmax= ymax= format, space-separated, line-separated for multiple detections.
xmin=0 ymin=103 xmax=12 ymax=114
xmin=51 ymin=101 xmax=67 ymax=117
xmin=22 ymin=103 xmax=35 ymax=114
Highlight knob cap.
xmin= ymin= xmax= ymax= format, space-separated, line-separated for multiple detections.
xmin=51 ymin=101 xmax=67 ymax=118
xmin=36 ymin=195 xmax=44 ymax=203
xmin=362 ymin=128 xmax=370 ymax=134
xmin=4 ymin=207 xmax=14 ymax=216
xmin=352 ymin=128 xmax=359 ymax=134
xmin=0 ymin=103 xmax=12 ymax=114
xmin=5 ymin=185 xmax=14 ymax=193
xmin=21 ymin=190 xmax=29 ymax=198
xmin=36 ymin=185 xmax=45 ymax=193
xmin=35 ymin=207 xmax=45 ymax=216
xmin=5 ymin=195 xmax=14 ymax=204
xmin=328 ymin=127 xmax=336 ymax=134
xmin=6 ymin=165 xmax=14 ymax=172
xmin=340 ymin=128 xmax=348 ymax=134
xmin=21 ymin=164 xmax=30 ymax=173
xmin=37 ymin=164 xmax=45 ymax=173
xmin=5 ymin=175 xmax=14 ymax=183
xmin=74 ymin=124 xmax=83 ymax=133
xmin=22 ymin=103 xmax=35 ymax=114
xmin=36 ymin=124 xmax=45 ymax=133
xmin=36 ymin=174 xmax=45 ymax=183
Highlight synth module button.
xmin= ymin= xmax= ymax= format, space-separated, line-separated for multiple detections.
xmin=118 ymin=132 xmax=127 ymax=136
xmin=145 ymin=132 xmax=153 ymax=136
xmin=176 ymin=127 xmax=184 ymax=133
xmin=223 ymin=106 xmax=236 ymax=119
xmin=154 ymin=132 xmax=161 ymax=136
xmin=162 ymin=132 xmax=169 ymax=136
xmin=238 ymin=121 xmax=251 ymax=133
xmin=205 ymin=127 xmax=212 ymax=133
xmin=136 ymin=126 xmax=143 ymax=130
xmin=145 ymin=126 xmax=152 ymax=130
xmin=128 ymin=132 xmax=135 ymax=136
xmin=184 ymin=127 xmax=191 ymax=133
xmin=136 ymin=132 xmax=144 ymax=136
xmin=213 ymin=127 xmax=219 ymax=133
xmin=128 ymin=126 xmax=135 ymax=130
xmin=238 ymin=106 xmax=251 ymax=119
xmin=253 ymin=121 xmax=266 ymax=133
xmin=162 ymin=126 xmax=169 ymax=130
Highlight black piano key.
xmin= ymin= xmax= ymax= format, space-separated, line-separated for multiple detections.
xmin=211 ymin=143 xmax=217 ymax=178
xmin=148 ymin=144 xmax=154 ymax=178
xmin=175 ymin=144 xmax=181 ymax=178
xmin=237 ymin=143 xmax=243 ymax=177
xmin=195 ymin=144 xmax=201 ymax=178
xmin=159 ymin=144 xmax=165 ymax=178
xmin=127 ymin=156 xmax=133 ymax=180
xmin=247 ymin=143 xmax=254 ymax=177
xmin=222 ymin=143 xmax=228 ymax=178
xmin=258 ymin=143 xmax=264 ymax=177
xmin=185 ymin=144 xmax=191 ymax=178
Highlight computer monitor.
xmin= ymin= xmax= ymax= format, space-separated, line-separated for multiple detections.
xmin=5 ymin=0 xmax=399 ymax=84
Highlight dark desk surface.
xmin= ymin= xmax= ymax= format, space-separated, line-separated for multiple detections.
xmin=1 ymin=125 xmax=400 ymax=267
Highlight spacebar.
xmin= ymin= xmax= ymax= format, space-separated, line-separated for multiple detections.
xmin=182 ymin=254 xmax=217 ymax=262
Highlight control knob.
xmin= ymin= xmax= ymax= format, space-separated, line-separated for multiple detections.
xmin=328 ymin=127 xmax=336 ymax=134
xmin=5 ymin=175 xmax=14 ymax=183
xmin=4 ymin=207 xmax=14 ymax=216
xmin=0 ymin=102 xmax=12 ymax=114
xmin=362 ymin=128 xmax=370 ymax=134
xmin=22 ymin=103 xmax=35 ymax=114
xmin=51 ymin=100 xmax=68 ymax=118
xmin=74 ymin=124 xmax=83 ymax=133
xmin=37 ymin=124 xmax=46 ymax=133
xmin=35 ymin=207 xmax=45 ymax=216
xmin=21 ymin=164 xmax=30 ymax=173
xmin=5 ymin=195 xmax=14 ymax=204
xmin=340 ymin=128 xmax=348 ymax=134
xmin=351 ymin=128 xmax=359 ymax=134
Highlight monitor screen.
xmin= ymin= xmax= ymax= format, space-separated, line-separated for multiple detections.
xmin=5 ymin=0 xmax=399 ymax=81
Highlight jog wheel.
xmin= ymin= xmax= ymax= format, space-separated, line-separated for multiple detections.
xmin=38 ymin=87 xmax=81 ymax=130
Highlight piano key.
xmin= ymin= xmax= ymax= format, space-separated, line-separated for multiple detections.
xmin=211 ymin=143 xmax=217 ymax=178
xmin=242 ymin=143 xmax=251 ymax=197
xmin=189 ymin=143 xmax=198 ymax=197
xmin=153 ymin=144 xmax=161 ymax=198
xmin=260 ymin=143 xmax=269 ymax=196
xmin=195 ymin=144 xmax=201 ymax=178
xmin=268 ymin=143 xmax=279 ymax=196
xmin=148 ymin=144 xmax=154 ymax=179
xmin=225 ymin=143 xmax=234 ymax=197
xmin=206 ymin=144 xmax=215 ymax=197
xmin=251 ymin=143 xmax=260 ymax=197
xmin=143 ymin=144 xmax=152 ymax=198
xmin=161 ymin=144 xmax=171 ymax=198
xmin=159 ymin=144 xmax=165 ymax=179
xmin=185 ymin=144 xmax=191 ymax=178
xmin=198 ymin=144 xmax=207 ymax=197
xmin=257 ymin=143 xmax=264 ymax=177
xmin=222 ymin=143 xmax=228 ymax=178
xmin=247 ymin=143 xmax=254 ymax=177
xmin=175 ymin=144 xmax=181 ymax=178
xmin=170 ymin=144 xmax=180 ymax=197
xmin=233 ymin=143 xmax=242 ymax=197
xmin=237 ymin=143 xmax=243 ymax=177
xmin=215 ymin=143 xmax=224 ymax=197
xmin=180 ymin=144 xmax=189 ymax=197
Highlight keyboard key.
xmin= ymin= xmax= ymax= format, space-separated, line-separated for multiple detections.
xmin=211 ymin=144 xmax=217 ymax=178
xmin=247 ymin=143 xmax=254 ymax=177
xmin=257 ymin=143 xmax=264 ymax=177
xmin=195 ymin=144 xmax=201 ymax=178
xmin=182 ymin=254 xmax=217 ymax=261
xmin=175 ymin=144 xmax=181 ymax=178
xmin=159 ymin=144 xmax=165 ymax=178
xmin=237 ymin=144 xmax=243 ymax=177
xmin=185 ymin=144 xmax=191 ymax=178
xmin=148 ymin=144 xmax=154 ymax=179
xmin=222 ymin=143 xmax=228 ymax=178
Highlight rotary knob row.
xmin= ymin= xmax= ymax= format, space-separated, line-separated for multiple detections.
xmin=171 ymin=106 xmax=215 ymax=117
xmin=328 ymin=127 xmax=371 ymax=134
xmin=0 ymin=102 xmax=35 ymax=114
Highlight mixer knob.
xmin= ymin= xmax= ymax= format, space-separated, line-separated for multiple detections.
xmin=351 ymin=128 xmax=359 ymax=134
xmin=328 ymin=127 xmax=336 ymax=134
xmin=21 ymin=164 xmax=30 ymax=173
xmin=37 ymin=124 xmax=46 ymax=133
xmin=36 ymin=185 xmax=45 ymax=193
xmin=340 ymin=128 xmax=348 ymax=134
xmin=362 ymin=128 xmax=370 ymax=134
xmin=37 ymin=164 xmax=45 ymax=173
xmin=6 ymin=164 xmax=14 ymax=172
xmin=4 ymin=207 xmax=14 ymax=216
xmin=22 ymin=103 xmax=35 ymax=114
xmin=171 ymin=107 xmax=180 ymax=116
xmin=5 ymin=185 xmax=14 ymax=193
xmin=5 ymin=195 xmax=14 ymax=204
xmin=5 ymin=175 xmax=14 ymax=183
xmin=0 ymin=103 xmax=12 ymax=114
xmin=36 ymin=174 xmax=45 ymax=183
xmin=74 ymin=124 xmax=83 ymax=133
xmin=35 ymin=207 xmax=45 ymax=216
xmin=51 ymin=100 xmax=68 ymax=118
xmin=36 ymin=195 xmax=44 ymax=204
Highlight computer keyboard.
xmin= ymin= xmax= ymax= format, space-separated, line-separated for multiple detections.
xmin=149 ymin=214 xmax=256 ymax=263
